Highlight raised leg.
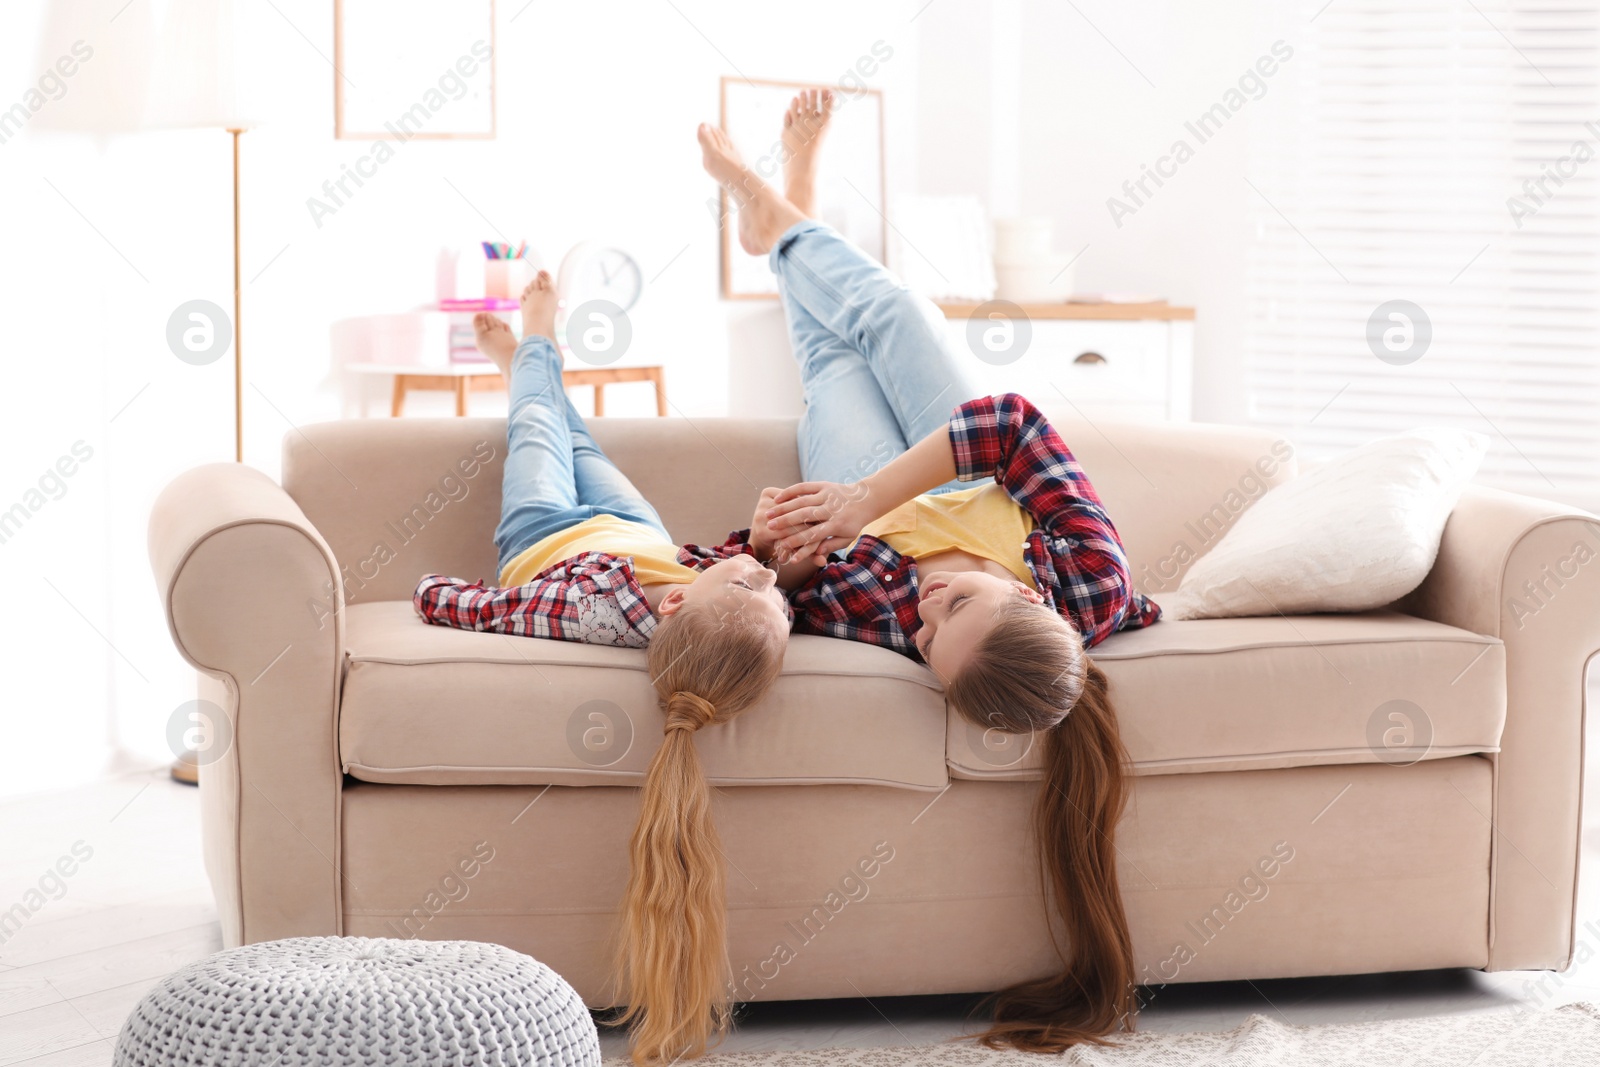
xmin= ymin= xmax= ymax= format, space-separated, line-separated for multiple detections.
xmin=493 ymin=337 xmax=585 ymax=572
xmin=778 ymin=272 xmax=910 ymax=486
xmin=561 ymin=390 xmax=670 ymax=541
xmin=770 ymin=221 xmax=980 ymax=447
xmin=700 ymin=104 xmax=979 ymax=491
xmin=485 ymin=275 xmax=673 ymax=559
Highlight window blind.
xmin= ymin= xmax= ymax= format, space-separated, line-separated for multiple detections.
xmin=1244 ymin=0 xmax=1600 ymax=511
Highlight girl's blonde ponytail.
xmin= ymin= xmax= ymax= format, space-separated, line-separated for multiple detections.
xmin=616 ymin=604 xmax=786 ymax=1064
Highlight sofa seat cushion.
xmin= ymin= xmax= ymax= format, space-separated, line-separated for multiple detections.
xmin=338 ymin=602 xmax=948 ymax=790
xmin=948 ymin=611 xmax=1506 ymax=780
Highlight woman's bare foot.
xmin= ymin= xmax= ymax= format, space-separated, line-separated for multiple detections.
xmin=782 ymin=89 xmax=833 ymax=216
xmin=698 ymin=123 xmax=807 ymax=256
xmin=472 ymin=313 xmax=517 ymax=378
xmin=520 ymin=270 xmax=559 ymax=344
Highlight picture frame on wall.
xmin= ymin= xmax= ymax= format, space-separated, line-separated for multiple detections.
xmin=719 ymin=76 xmax=886 ymax=299
xmin=334 ymin=0 xmax=497 ymax=140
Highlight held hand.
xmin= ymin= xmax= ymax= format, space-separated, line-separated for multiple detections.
xmin=747 ymin=487 xmax=784 ymax=562
xmin=767 ymin=480 xmax=874 ymax=564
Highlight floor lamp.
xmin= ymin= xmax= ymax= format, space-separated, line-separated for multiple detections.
xmin=147 ymin=0 xmax=254 ymax=462
xmin=228 ymin=127 xmax=247 ymax=463
xmin=146 ymin=0 xmax=256 ymax=781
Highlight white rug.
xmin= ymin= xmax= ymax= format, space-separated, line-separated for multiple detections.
xmin=608 ymin=1004 xmax=1599 ymax=1066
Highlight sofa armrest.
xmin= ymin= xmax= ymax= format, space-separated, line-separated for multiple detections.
xmin=149 ymin=463 xmax=346 ymax=946
xmin=1399 ymin=484 xmax=1600 ymax=970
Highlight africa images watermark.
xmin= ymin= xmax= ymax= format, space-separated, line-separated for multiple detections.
xmin=1134 ymin=840 xmax=1296 ymax=997
xmin=729 ymin=840 xmax=897 ymax=1000
xmin=1506 ymin=122 xmax=1600 ymax=229
xmin=0 ymin=441 xmax=96 ymax=548
xmin=0 ymin=841 xmax=94 ymax=947
xmin=703 ymin=41 xmax=895 ymax=225
xmin=1135 ymin=439 xmax=1294 ymax=596
xmin=383 ymin=840 xmax=497 ymax=940
xmin=1107 ymin=40 xmax=1294 ymax=228
xmin=1505 ymin=522 xmax=1599 ymax=630
xmin=1513 ymin=917 xmax=1600 ymax=1015
xmin=306 ymin=40 xmax=494 ymax=228
xmin=306 ymin=440 xmax=497 ymax=627
xmin=0 ymin=40 xmax=94 ymax=147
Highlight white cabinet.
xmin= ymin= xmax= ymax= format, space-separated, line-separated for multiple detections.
xmin=938 ymin=304 xmax=1194 ymax=422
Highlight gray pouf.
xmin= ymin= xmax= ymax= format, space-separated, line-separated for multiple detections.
xmin=113 ymin=936 xmax=600 ymax=1066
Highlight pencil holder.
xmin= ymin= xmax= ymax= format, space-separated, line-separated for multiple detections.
xmin=485 ymin=258 xmax=534 ymax=300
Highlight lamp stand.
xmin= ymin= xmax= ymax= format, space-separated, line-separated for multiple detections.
xmin=230 ymin=126 xmax=245 ymax=464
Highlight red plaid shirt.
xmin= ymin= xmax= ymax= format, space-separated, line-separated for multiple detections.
xmin=778 ymin=393 xmax=1159 ymax=659
xmin=414 ymin=541 xmax=757 ymax=648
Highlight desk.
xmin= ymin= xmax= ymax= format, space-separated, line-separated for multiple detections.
xmin=350 ymin=363 xmax=668 ymax=417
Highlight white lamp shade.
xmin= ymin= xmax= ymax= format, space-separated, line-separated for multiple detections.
xmin=145 ymin=0 xmax=257 ymax=129
xmin=31 ymin=0 xmax=155 ymax=135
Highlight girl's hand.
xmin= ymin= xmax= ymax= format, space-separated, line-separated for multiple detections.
xmin=747 ymin=487 xmax=784 ymax=562
xmin=766 ymin=480 xmax=874 ymax=564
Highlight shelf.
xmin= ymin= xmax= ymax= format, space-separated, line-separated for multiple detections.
xmin=937 ymin=301 xmax=1195 ymax=321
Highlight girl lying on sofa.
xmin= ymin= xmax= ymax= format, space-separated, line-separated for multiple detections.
xmin=412 ymin=270 xmax=800 ymax=1066
xmin=414 ymin=271 xmax=793 ymax=656
xmin=695 ymin=98 xmax=1161 ymax=1057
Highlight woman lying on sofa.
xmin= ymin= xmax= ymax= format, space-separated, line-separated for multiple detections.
xmin=411 ymin=271 xmax=799 ymax=1067
xmin=695 ymin=97 xmax=1162 ymax=1056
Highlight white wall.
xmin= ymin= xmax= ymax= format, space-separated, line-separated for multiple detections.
xmin=3 ymin=0 xmax=1284 ymax=796
xmin=0 ymin=0 xmax=925 ymax=793
xmin=915 ymin=0 xmax=1289 ymax=425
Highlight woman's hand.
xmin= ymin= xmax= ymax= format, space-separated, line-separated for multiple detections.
xmin=766 ymin=480 xmax=875 ymax=564
xmin=747 ymin=486 xmax=836 ymax=587
xmin=764 ymin=422 xmax=960 ymax=565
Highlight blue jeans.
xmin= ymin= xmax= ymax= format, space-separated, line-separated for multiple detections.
xmin=770 ymin=220 xmax=982 ymax=493
xmin=494 ymin=337 xmax=670 ymax=574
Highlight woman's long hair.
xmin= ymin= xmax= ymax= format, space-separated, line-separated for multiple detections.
xmin=615 ymin=602 xmax=787 ymax=1065
xmin=944 ymin=597 xmax=1136 ymax=1050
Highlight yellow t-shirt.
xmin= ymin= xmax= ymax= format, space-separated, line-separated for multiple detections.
xmin=499 ymin=514 xmax=698 ymax=588
xmin=860 ymin=483 xmax=1036 ymax=588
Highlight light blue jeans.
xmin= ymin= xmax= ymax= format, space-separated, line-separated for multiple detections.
xmin=770 ymin=220 xmax=982 ymax=493
xmin=494 ymin=337 xmax=670 ymax=574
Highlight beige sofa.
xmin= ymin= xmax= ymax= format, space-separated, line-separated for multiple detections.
xmin=148 ymin=411 xmax=1598 ymax=1003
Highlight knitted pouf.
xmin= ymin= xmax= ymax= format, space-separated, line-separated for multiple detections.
xmin=113 ymin=936 xmax=600 ymax=1066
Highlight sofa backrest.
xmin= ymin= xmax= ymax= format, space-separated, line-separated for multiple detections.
xmin=283 ymin=408 xmax=1296 ymax=605
xmin=1032 ymin=404 xmax=1298 ymax=600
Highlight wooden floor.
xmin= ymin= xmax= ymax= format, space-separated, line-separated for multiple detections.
xmin=4 ymin=672 xmax=1598 ymax=1063
xmin=0 ymin=771 xmax=219 ymax=1066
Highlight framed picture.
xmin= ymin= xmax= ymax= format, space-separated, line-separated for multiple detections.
xmin=719 ymin=77 xmax=886 ymax=299
xmin=334 ymin=0 xmax=497 ymax=140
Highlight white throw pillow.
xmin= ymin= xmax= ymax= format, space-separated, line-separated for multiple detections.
xmin=1157 ymin=428 xmax=1489 ymax=620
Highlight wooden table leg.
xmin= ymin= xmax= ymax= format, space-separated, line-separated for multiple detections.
xmin=652 ymin=368 xmax=668 ymax=417
xmin=391 ymin=376 xmax=406 ymax=418
xmin=454 ymin=377 xmax=468 ymax=417
xmin=593 ymin=384 xmax=606 ymax=417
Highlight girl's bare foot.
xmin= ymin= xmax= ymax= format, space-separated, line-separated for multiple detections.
xmin=520 ymin=270 xmax=559 ymax=344
xmin=698 ymin=122 xmax=807 ymax=256
xmin=472 ymin=313 xmax=517 ymax=378
xmin=782 ymin=89 xmax=833 ymax=216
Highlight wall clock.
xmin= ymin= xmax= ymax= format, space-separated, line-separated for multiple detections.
xmin=557 ymin=242 xmax=643 ymax=313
